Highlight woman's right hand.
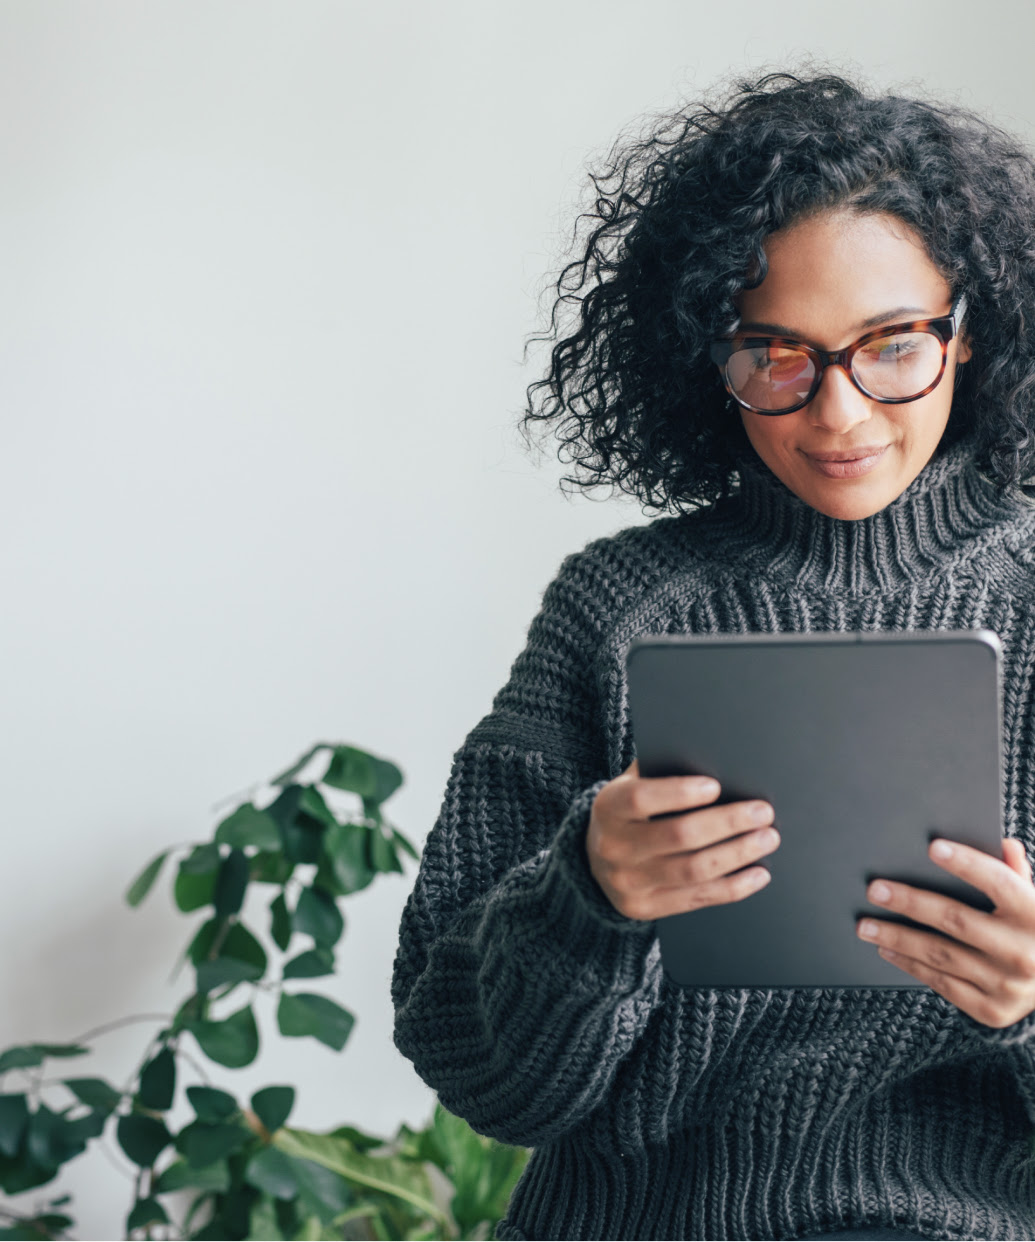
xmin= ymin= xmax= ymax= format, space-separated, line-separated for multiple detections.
xmin=586 ymin=759 xmax=780 ymax=921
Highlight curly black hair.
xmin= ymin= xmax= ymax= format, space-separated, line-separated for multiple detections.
xmin=521 ymin=70 xmax=1035 ymax=514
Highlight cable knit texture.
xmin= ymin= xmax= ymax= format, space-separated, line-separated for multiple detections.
xmin=392 ymin=432 xmax=1035 ymax=1241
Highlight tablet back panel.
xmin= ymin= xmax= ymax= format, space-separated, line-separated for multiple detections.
xmin=626 ymin=631 xmax=1003 ymax=988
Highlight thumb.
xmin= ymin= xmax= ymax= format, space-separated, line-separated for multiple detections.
xmin=1003 ymin=837 xmax=1033 ymax=882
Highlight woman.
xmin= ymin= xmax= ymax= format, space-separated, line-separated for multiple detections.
xmin=392 ymin=71 xmax=1035 ymax=1241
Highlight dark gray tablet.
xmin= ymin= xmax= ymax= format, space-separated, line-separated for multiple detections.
xmin=625 ymin=630 xmax=1004 ymax=988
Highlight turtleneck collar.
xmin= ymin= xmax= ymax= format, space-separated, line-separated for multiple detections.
xmin=698 ymin=432 xmax=1035 ymax=595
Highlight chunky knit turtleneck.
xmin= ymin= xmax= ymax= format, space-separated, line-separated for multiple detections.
xmin=393 ymin=435 xmax=1035 ymax=1242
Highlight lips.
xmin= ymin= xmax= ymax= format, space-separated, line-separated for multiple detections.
xmin=803 ymin=446 xmax=889 ymax=462
xmin=801 ymin=445 xmax=890 ymax=479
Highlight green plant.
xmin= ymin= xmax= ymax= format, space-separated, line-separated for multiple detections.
xmin=0 ymin=743 xmax=528 ymax=1241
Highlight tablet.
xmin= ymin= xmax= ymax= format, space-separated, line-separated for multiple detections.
xmin=625 ymin=630 xmax=1004 ymax=988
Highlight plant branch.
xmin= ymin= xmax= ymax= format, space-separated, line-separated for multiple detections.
xmin=72 ymin=1014 xmax=171 ymax=1046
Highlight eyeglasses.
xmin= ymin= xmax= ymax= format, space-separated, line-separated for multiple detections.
xmin=709 ymin=293 xmax=968 ymax=416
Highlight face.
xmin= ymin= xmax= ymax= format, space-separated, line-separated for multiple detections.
xmin=732 ymin=210 xmax=971 ymax=521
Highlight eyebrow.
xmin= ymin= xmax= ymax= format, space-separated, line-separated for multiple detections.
xmin=736 ymin=306 xmax=932 ymax=341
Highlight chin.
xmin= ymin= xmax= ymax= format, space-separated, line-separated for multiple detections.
xmin=795 ymin=479 xmax=894 ymax=521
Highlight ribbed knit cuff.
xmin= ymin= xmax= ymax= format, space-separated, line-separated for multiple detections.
xmin=536 ymin=778 xmax=659 ymax=976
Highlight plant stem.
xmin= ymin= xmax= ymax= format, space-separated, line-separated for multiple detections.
xmin=72 ymin=1014 xmax=171 ymax=1046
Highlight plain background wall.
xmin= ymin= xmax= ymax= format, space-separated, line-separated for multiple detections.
xmin=3 ymin=2 xmax=1035 ymax=1237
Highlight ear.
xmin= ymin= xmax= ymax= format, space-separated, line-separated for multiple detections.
xmin=955 ymin=332 xmax=972 ymax=365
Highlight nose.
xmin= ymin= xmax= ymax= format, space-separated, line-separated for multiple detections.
xmin=805 ymin=362 xmax=874 ymax=433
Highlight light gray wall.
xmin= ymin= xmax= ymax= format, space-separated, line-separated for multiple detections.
xmin=2 ymin=2 xmax=1033 ymax=1237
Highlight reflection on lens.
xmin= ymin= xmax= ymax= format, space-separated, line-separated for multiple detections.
xmin=726 ymin=345 xmax=815 ymax=412
xmin=852 ymin=332 xmax=942 ymax=398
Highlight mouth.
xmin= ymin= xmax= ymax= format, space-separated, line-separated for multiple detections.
xmin=801 ymin=444 xmax=890 ymax=479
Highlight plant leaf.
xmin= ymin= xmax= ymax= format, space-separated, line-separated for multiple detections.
xmin=0 ymin=1094 xmax=29 ymax=1157
xmin=176 ymin=1119 xmax=252 ymax=1167
xmin=369 ymin=825 xmax=402 ymax=875
xmin=175 ymin=860 xmax=218 ymax=913
xmin=297 ymin=786 xmax=338 ymax=829
xmin=187 ymin=1005 xmax=260 ymax=1068
xmin=63 ymin=1077 xmax=121 ymax=1115
xmin=245 ymin=1194 xmax=285 ymax=1241
xmin=252 ymin=851 xmax=294 ymax=885
xmin=322 ymin=747 xmax=376 ymax=798
xmin=0 ymin=1044 xmax=87 ymax=1074
xmin=293 ymin=886 xmax=344 ymax=948
xmin=125 ymin=850 xmax=170 ymax=908
xmin=0 ymin=1150 xmax=59 ymax=1195
xmin=269 ymin=744 xmax=332 ymax=787
xmin=127 ymin=1197 xmax=169 ymax=1231
xmin=392 ymin=829 xmax=420 ymax=862
xmin=180 ymin=842 xmax=221 ymax=875
xmin=250 ymin=1086 xmax=294 ymax=1135
xmin=117 ymin=1114 xmax=172 ymax=1168
xmin=245 ymin=1145 xmax=300 ymax=1200
xmin=213 ymin=849 xmax=250 ymax=918
xmin=274 ymin=1128 xmax=444 ymax=1224
xmin=268 ymin=786 xmax=324 ymax=864
xmin=63 ymin=1109 xmax=107 ymax=1144
xmin=282 ymin=948 xmax=334 ymax=980
xmin=429 ymin=1102 xmax=530 ymax=1234
xmin=196 ymin=956 xmax=264 ymax=994
xmin=276 ymin=994 xmax=354 ymax=1051
xmin=215 ymin=804 xmax=282 ymax=851
xmin=186 ymin=1085 xmax=239 ymax=1123
xmin=270 ymin=893 xmax=292 ymax=952
xmin=189 ymin=918 xmax=267 ymax=973
xmin=153 ymin=1156 xmax=231 ymax=1193
xmin=138 ymin=1047 xmax=176 ymax=1111
xmin=321 ymin=822 xmax=375 ymax=895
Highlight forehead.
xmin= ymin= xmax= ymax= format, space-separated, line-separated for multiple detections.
xmin=737 ymin=210 xmax=952 ymax=337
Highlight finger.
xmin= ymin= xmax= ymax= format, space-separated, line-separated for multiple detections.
xmin=1003 ymin=837 xmax=1033 ymax=882
xmin=627 ymin=797 xmax=776 ymax=865
xmin=862 ymin=875 xmax=1008 ymax=963
xmin=925 ymin=838 xmax=1035 ymax=917
xmin=857 ymin=915 xmax=999 ymax=992
xmin=648 ymin=864 xmax=773 ymax=919
xmin=646 ymin=822 xmax=780 ymax=889
xmin=612 ymin=771 xmax=724 ymax=828
xmin=874 ymin=946 xmax=994 ymax=1022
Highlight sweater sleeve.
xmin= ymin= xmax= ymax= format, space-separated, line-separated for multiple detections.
xmin=391 ymin=549 xmax=664 ymax=1148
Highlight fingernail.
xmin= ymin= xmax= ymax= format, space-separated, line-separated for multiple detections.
xmin=931 ymin=840 xmax=953 ymax=860
xmin=858 ymin=920 xmax=879 ymax=939
xmin=869 ymin=881 xmax=892 ymax=904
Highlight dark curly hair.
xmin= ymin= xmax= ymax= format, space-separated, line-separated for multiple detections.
xmin=521 ymin=70 xmax=1035 ymax=514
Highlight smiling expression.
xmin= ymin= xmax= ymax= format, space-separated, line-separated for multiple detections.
xmin=732 ymin=210 xmax=972 ymax=521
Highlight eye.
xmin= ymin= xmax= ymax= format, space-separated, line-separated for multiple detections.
xmin=860 ymin=334 xmax=923 ymax=363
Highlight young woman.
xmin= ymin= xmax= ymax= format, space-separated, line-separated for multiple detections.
xmin=392 ymin=71 xmax=1035 ymax=1241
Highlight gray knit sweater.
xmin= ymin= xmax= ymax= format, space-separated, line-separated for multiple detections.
xmin=392 ymin=433 xmax=1035 ymax=1241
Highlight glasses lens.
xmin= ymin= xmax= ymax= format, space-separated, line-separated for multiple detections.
xmin=851 ymin=330 xmax=944 ymax=399
xmin=726 ymin=344 xmax=816 ymax=412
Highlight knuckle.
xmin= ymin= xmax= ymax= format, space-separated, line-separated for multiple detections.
xmin=679 ymin=852 xmax=708 ymax=885
xmin=621 ymin=893 xmax=655 ymax=922
xmin=1005 ymin=946 xmax=1035 ymax=979
xmin=979 ymin=1000 xmax=1010 ymax=1029
xmin=593 ymin=832 xmax=624 ymax=866
xmin=926 ymin=939 xmax=955 ymax=971
xmin=938 ymin=903 xmax=968 ymax=939
xmin=625 ymin=786 xmax=651 ymax=819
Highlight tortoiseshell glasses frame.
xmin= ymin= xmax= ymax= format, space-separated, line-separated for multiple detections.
xmin=709 ymin=292 xmax=969 ymax=416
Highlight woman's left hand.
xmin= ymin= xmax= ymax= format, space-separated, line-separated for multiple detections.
xmin=856 ymin=838 xmax=1035 ymax=1029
